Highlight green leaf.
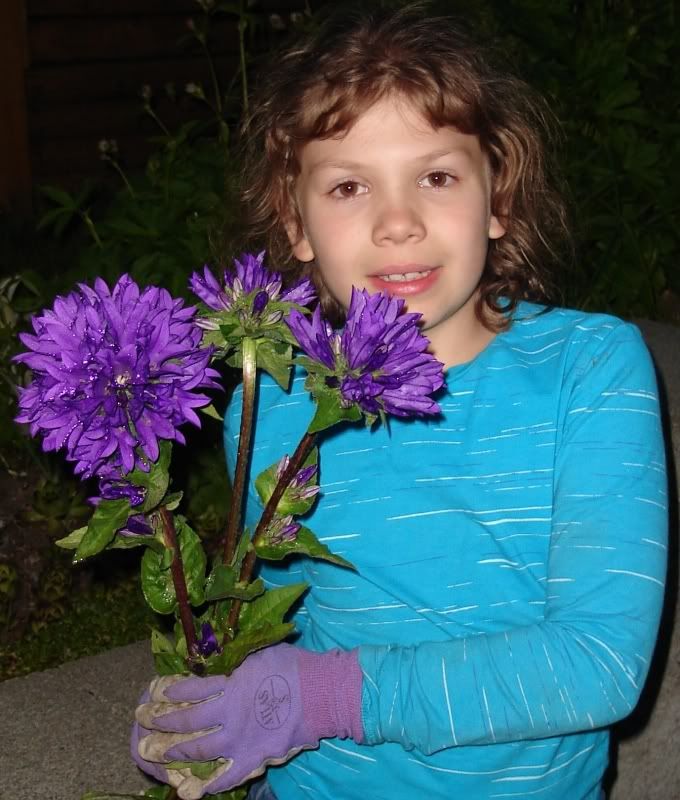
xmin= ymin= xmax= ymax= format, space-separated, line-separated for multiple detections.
xmin=150 ymin=628 xmax=176 ymax=655
xmin=163 ymin=491 xmax=183 ymax=511
xmin=128 ymin=440 xmax=172 ymax=512
xmin=108 ymin=533 xmax=158 ymax=551
xmin=308 ymin=390 xmax=361 ymax=434
xmin=82 ymin=794 xmax=153 ymax=799
xmin=55 ymin=526 xmax=87 ymax=550
xmin=200 ymin=403 xmax=223 ymax=421
xmin=154 ymin=651 xmax=188 ymax=675
xmin=40 ymin=184 xmax=75 ymax=209
xmin=254 ymin=448 xmax=318 ymax=516
xmin=257 ymin=339 xmax=292 ymax=391
xmin=176 ymin=516 xmax=207 ymax=606
xmin=254 ymin=461 xmax=278 ymax=509
xmin=36 ymin=206 xmax=71 ymax=232
xmin=255 ymin=526 xmax=355 ymax=570
xmin=141 ymin=547 xmax=176 ymax=614
xmin=166 ymin=759 xmax=225 ymax=779
xmin=239 ymin=582 xmax=307 ymax=630
xmin=204 ymin=563 xmax=265 ymax=602
xmin=205 ymin=622 xmax=295 ymax=675
xmin=74 ymin=499 xmax=131 ymax=563
xmin=231 ymin=528 xmax=252 ymax=570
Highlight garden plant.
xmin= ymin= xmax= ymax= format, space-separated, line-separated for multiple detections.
xmin=14 ymin=251 xmax=444 ymax=799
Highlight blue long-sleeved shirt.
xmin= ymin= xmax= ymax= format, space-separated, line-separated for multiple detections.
xmin=224 ymin=303 xmax=667 ymax=800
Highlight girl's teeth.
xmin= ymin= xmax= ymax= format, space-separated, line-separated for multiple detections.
xmin=382 ymin=270 xmax=430 ymax=282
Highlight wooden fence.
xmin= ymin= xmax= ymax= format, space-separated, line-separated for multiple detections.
xmin=1 ymin=0 xmax=306 ymax=213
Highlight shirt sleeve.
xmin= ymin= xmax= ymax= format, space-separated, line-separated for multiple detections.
xmin=359 ymin=322 xmax=668 ymax=753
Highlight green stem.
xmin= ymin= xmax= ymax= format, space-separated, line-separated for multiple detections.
xmin=144 ymin=104 xmax=171 ymax=137
xmin=226 ymin=430 xmax=317 ymax=634
xmin=80 ymin=211 xmax=103 ymax=249
xmin=109 ymin=159 xmax=136 ymax=198
xmin=159 ymin=507 xmax=202 ymax=673
xmin=201 ymin=38 xmax=223 ymax=116
xmin=223 ymin=337 xmax=257 ymax=565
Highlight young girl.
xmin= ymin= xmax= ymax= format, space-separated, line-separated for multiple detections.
xmin=132 ymin=7 xmax=668 ymax=800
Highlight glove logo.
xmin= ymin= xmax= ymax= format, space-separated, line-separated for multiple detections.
xmin=255 ymin=674 xmax=291 ymax=730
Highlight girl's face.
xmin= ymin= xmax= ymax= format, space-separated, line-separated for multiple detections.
xmin=288 ymin=95 xmax=506 ymax=368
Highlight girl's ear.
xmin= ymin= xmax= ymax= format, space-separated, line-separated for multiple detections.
xmin=488 ymin=213 xmax=506 ymax=240
xmin=291 ymin=234 xmax=315 ymax=262
xmin=284 ymin=215 xmax=315 ymax=262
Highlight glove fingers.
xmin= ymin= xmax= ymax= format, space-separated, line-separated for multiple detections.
xmin=170 ymin=759 xmax=232 ymax=800
xmin=130 ymin=722 xmax=170 ymax=782
xmin=152 ymin=674 xmax=227 ymax=703
xmin=138 ymin=728 xmax=209 ymax=763
xmin=165 ymin=727 xmax=230 ymax=762
xmin=136 ymin=699 xmax=193 ymax=730
xmin=141 ymin=697 xmax=227 ymax=732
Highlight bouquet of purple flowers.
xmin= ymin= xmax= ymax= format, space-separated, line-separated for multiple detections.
xmin=15 ymin=253 xmax=444 ymax=799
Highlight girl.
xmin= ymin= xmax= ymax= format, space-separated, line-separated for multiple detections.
xmin=132 ymin=6 xmax=668 ymax=800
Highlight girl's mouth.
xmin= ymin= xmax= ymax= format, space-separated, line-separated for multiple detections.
xmin=370 ymin=267 xmax=439 ymax=296
xmin=380 ymin=269 xmax=432 ymax=282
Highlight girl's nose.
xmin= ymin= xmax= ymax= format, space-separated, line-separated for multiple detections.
xmin=372 ymin=201 xmax=426 ymax=246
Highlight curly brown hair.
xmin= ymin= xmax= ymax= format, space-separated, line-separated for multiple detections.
xmin=240 ymin=4 xmax=570 ymax=328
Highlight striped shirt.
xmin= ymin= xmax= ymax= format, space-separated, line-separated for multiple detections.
xmin=224 ymin=302 xmax=667 ymax=800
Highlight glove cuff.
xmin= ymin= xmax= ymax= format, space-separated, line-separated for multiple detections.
xmin=297 ymin=647 xmax=364 ymax=744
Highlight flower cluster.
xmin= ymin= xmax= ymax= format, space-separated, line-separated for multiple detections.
xmin=190 ymin=252 xmax=316 ymax=335
xmin=276 ymin=456 xmax=319 ymax=503
xmin=15 ymin=274 xmax=219 ymax=481
xmin=287 ymin=288 xmax=444 ymax=420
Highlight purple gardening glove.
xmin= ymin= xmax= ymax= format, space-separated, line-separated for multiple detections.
xmin=131 ymin=642 xmax=364 ymax=799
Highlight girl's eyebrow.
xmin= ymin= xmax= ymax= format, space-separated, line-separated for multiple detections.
xmin=308 ymin=148 xmax=472 ymax=174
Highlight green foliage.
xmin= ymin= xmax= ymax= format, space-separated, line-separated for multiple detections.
xmin=0 ymin=567 xmax=154 ymax=681
xmin=255 ymin=448 xmax=318 ymax=516
xmin=73 ymin=499 xmax=133 ymax=563
xmin=422 ymin=0 xmax=680 ymax=319
xmin=255 ymin=525 xmax=355 ymax=570
xmin=131 ymin=440 xmax=173 ymax=512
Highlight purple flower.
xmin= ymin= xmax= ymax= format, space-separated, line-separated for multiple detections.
xmin=266 ymin=514 xmax=301 ymax=545
xmin=286 ymin=288 xmax=444 ymax=418
xmin=276 ymin=456 xmax=320 ymax=502
xmin=97 ymin=477 xmax=146 ymax=507
xmin=197 ymin=622 xmax=221 ymax=657
xmin=189 ymin=251 xmax=316 ymax=331
xmin=14 ymin=275 xmax=220 ymax=479
xmin=118 ymin=514 xmax=153 ymax=537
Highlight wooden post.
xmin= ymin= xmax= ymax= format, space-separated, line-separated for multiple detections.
xmin=0 ymin=0 xmax=32 ymax=214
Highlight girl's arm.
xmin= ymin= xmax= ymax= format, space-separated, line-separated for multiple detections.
xmin=359 ymin=323 xmax=668 ymax=752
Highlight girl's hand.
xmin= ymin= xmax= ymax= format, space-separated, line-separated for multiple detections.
xmin=130 ymin=642 xmax=364 ymax=799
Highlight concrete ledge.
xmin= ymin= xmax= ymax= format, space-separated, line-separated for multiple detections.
xmin=1 ymin=640 xmax=155 ymax=799
xmin=2 ymin=319 xmax=678 ymax=800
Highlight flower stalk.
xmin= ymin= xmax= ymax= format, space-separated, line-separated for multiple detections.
xmin=226 ymin=430 xmax=317 ymax=634
xmin=159 ymin=506 xmax=202 ymax=673
xmin=223 ymin=336 xmax=257 ymax=565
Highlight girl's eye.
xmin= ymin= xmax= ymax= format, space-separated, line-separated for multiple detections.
xmin=421 ymin=171 xmax=455 ymax=189
xmin=330 ymin=180 xmax=367 ymax=199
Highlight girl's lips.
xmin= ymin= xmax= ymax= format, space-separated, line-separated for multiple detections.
xmin=369 ymin=267 xmax=440 ymax=297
